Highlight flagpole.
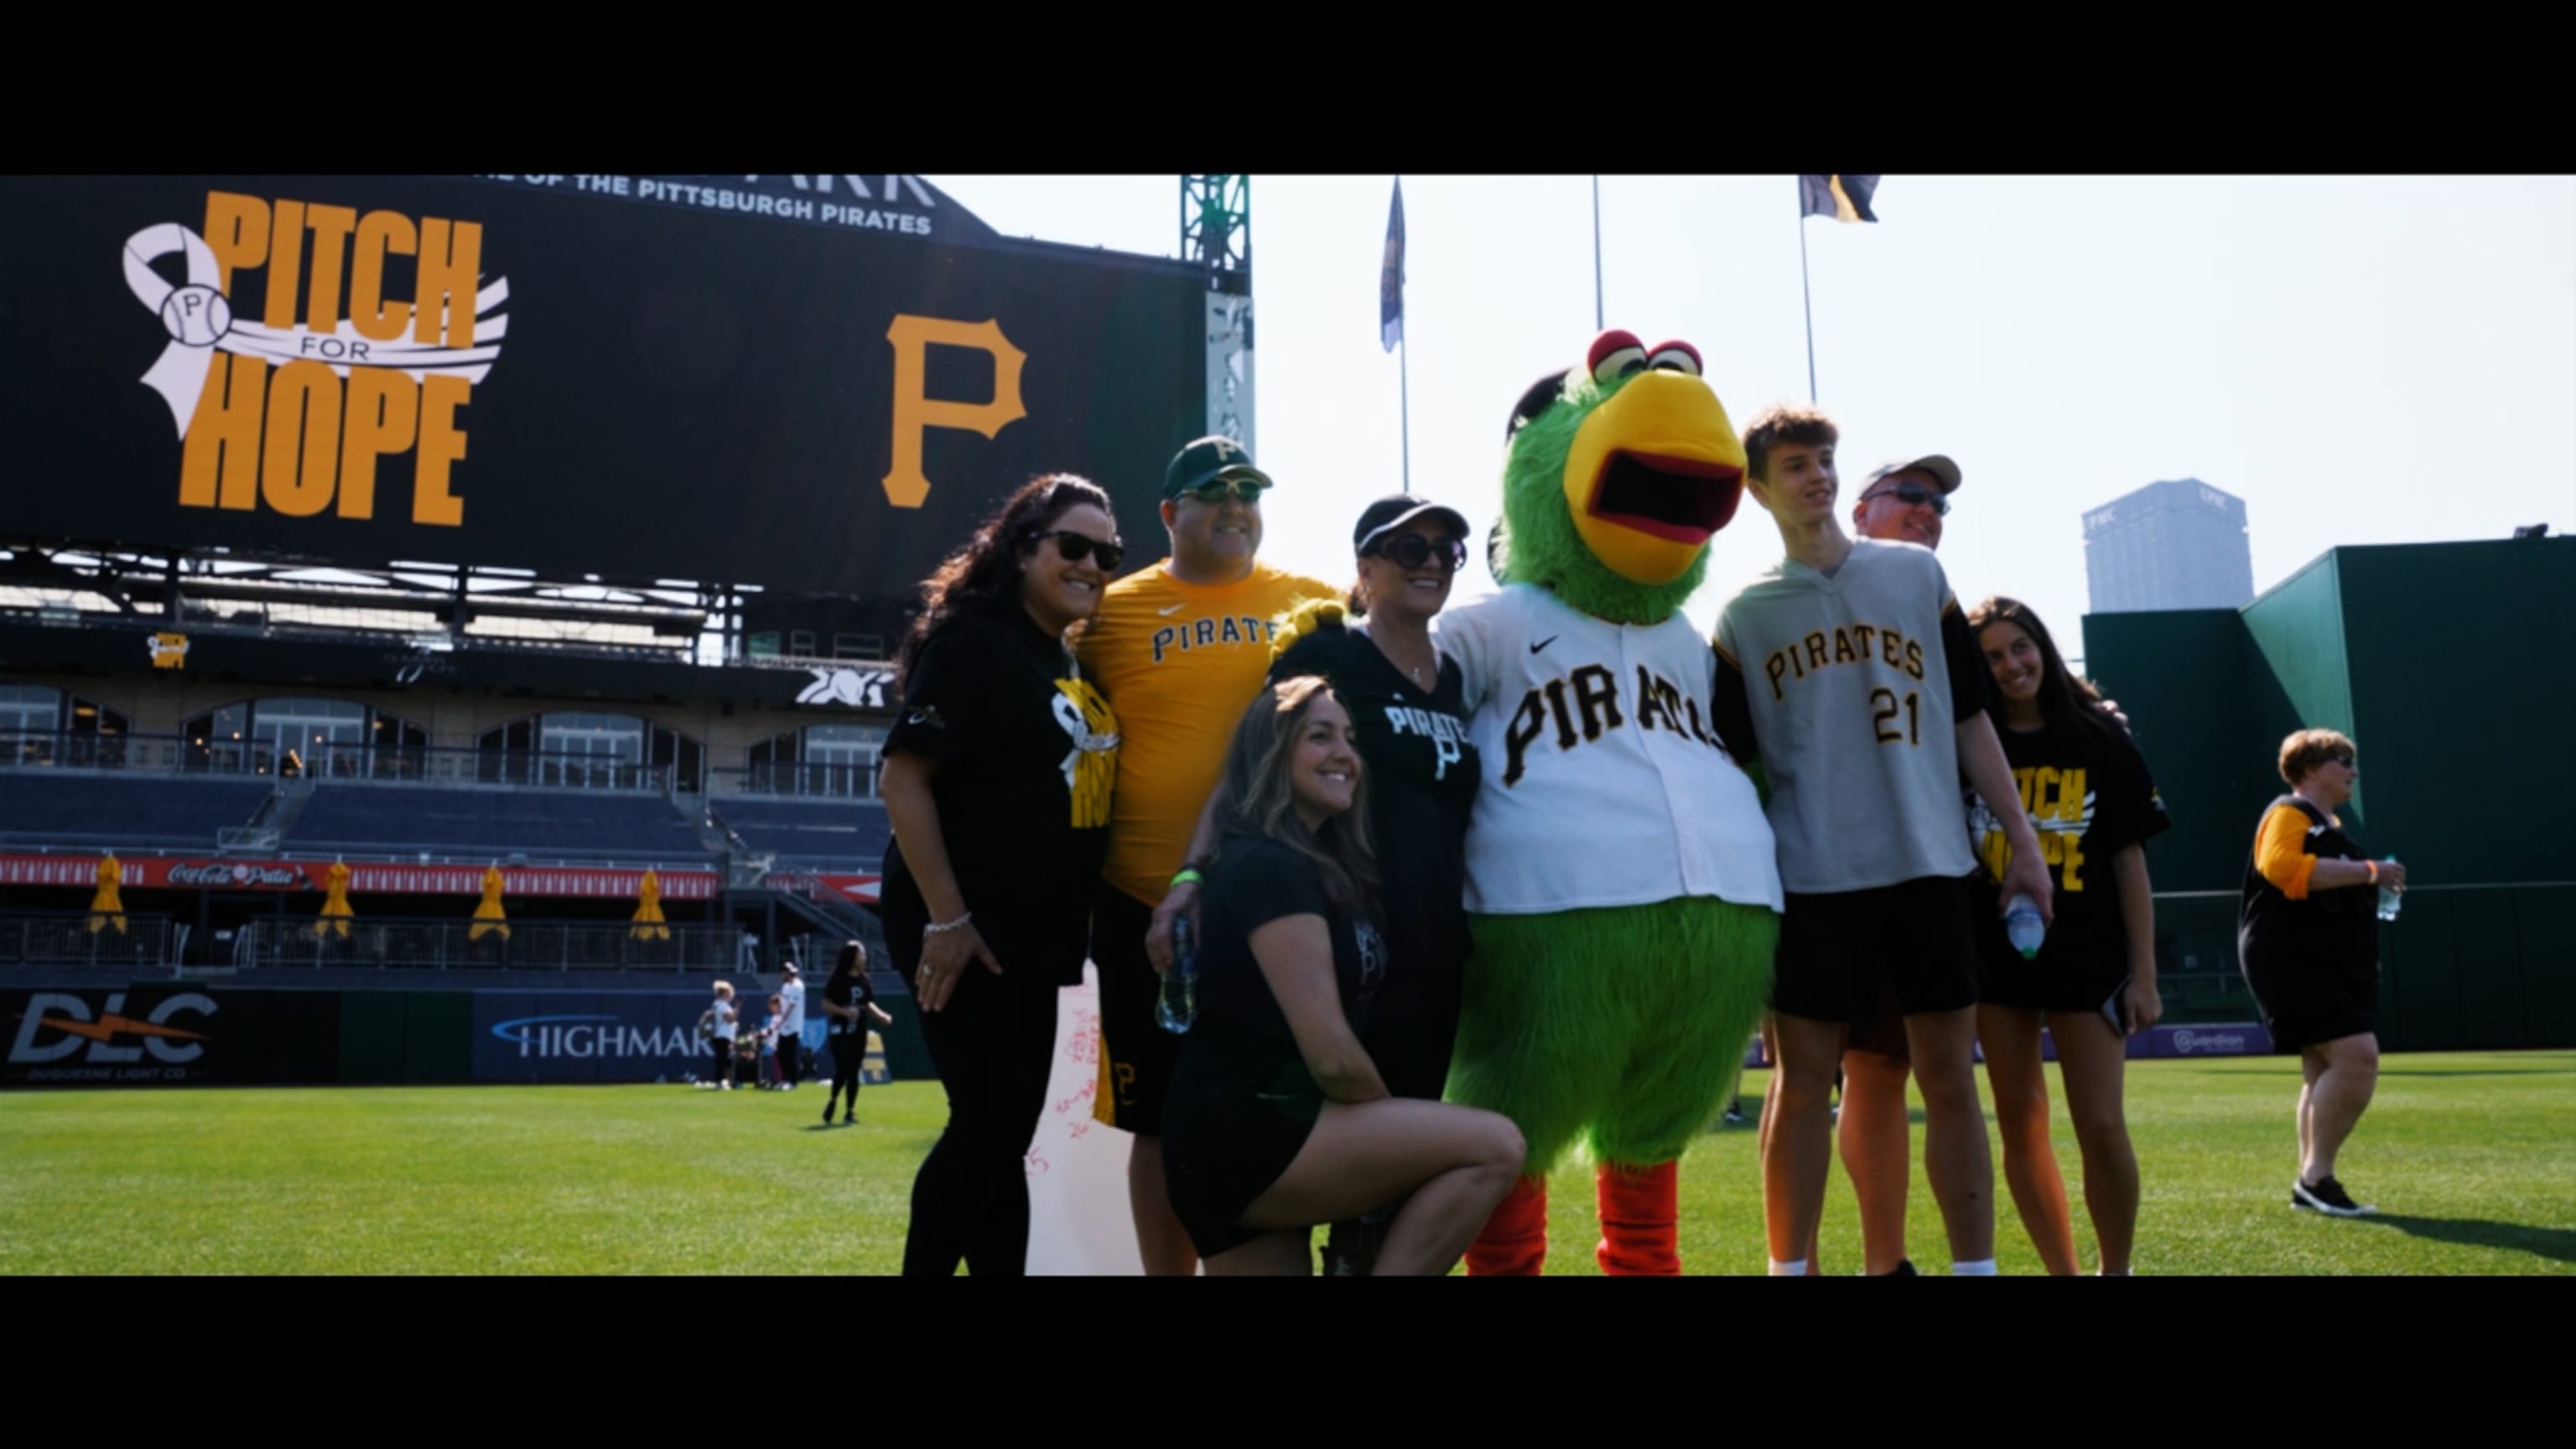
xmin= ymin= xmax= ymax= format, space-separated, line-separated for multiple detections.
xmin=1798 ymin=193 xmax=1818 ymax=402
xmin=1400 ymin=334 xmax=1411 ymax=493
xmin=1592 ymin=175 xmax=1604 ymax=330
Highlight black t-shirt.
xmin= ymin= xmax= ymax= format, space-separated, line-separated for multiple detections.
xmin=1196 ymin=833 xmax=1394 ymax=1047
xmin=1270 ymin=620 xmax=1477 ymax=1005
xmin=1966 ymin=711 xmax=2171 ymax=967
xmin=2239 ymin=796 xmax=2376 ymax=968
xmin=821 ymin=973 xmax=876 ymax=1036
xmin=878 ymin=604 xmax=1118 ymax=986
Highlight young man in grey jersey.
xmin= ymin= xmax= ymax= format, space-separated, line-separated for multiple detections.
xmin=1711 ymin=404 xmax=2053 ymax=1277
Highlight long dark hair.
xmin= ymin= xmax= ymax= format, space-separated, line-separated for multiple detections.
xmin=1205 ymin=676 xmax=1382 ymax=919
xmin=897 ymin=473 xmax=1116 ymax=690
xmin=823 ymin=940 xmax=866 ymax=1008
xmin=1966 ymin=596 xmax=2121 ymax=745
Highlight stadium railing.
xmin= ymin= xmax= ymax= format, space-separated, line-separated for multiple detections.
xmin=1 ymin=730 xmax=675 ymax=793
xmin=233 ymin=919 xmax=744 ymax=972
xmin=707 ymin=763 xmax=880 ymax=801
xmin=0 ymin=911 xmax=176 ymax=969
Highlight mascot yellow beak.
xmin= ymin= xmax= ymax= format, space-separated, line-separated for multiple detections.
xmin=1561 ymin=371 xmax=1748 ymax=586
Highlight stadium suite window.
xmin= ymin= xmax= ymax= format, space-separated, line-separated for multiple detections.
xmin=745 ymin=724 xmax=882 ymax=798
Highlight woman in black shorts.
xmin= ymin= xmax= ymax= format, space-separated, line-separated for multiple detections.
xmin=1160 ymin=676 xmax=1524 ymax=1275
xmin=1966 ymin=598 xmax=2170 ymax=1275
xmin=2239 ymin=727 xmax=2406 ymax=1218
xmin=882 ymin=474 xmax=1124 ymax=1276
xmin=1270 ymin=496 xmax=1481 ymax=1273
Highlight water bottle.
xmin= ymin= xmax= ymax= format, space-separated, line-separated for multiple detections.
xmin=1157 ymin=914 xmax=1197 ymax=1034
xmin=2005 ymin=894 xmax=2045 ymax=960
xmin=2376 ymin=859 xmax=2402 ymax=922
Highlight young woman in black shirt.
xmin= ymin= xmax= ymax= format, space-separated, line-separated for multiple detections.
xmin=1159 ymin=676 xmax=1524 ymax=1276
xmin=1269 ymin=494 xmax=1480 ymax=1099
xmin=1966 ymin=597 xmax=2170 ymax=1275
xmin=1270 ymin=496 xmax=1481 ymax=1275
xmin=882 ymin=475 xmax=1124 ymax=1277
xmin=818 ymin=941 xmax=893 ymax=1125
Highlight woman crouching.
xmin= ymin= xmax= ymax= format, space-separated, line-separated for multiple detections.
xmin=1160 ymin=676 xmax=1524 ymax=1275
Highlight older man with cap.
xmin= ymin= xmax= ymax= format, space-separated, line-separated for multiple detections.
xmin=1806 ymin=450 xmax=1965 ymax=1275
xmin=1077 ymin=435 xmax=1341 ymax=1275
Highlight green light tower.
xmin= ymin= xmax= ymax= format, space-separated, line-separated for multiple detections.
xmin=1182 ymin=176 xmax=1254 ymax=455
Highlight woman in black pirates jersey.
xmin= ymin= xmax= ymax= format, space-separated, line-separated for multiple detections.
xmin=881 ymin=474 xmax=1124 ymax=1277
xmin=2238 ymin=727 xmax=2406 ymax=1218
xmin=1268 ymin=495 xmax=1482 ymax=1275
xmin=1967 ymin=598 xmax=2170 ymax=1275
xmin=1272 ymin=496 xmax=1481 ymax=1098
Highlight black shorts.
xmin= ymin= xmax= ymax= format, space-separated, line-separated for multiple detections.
xmin=1093 ymin=880 xmax=1183 ymax=1135
xmin=1977 ymin=904 xmax=2134 ymax=1015
xmin=1773 ymin=874 xmax=1980 ymax=1025
xmin=2241 ymin=936 xmax=2378 ymax=1053
xmin=1159 ymin=1028 xmax=1324 ymax=1260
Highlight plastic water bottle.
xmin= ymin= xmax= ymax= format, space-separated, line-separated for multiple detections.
xmin=2376 ymin=859 xmax=2402 ymax=922
xmin=1157 ymin=914 xmax=1197 ymax=1034
xmin=2005 ymin=894 xmax=2045 ymax=959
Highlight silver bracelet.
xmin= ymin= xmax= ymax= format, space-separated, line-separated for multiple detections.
xmin=922 ymin=911 xmax=973 ymax=937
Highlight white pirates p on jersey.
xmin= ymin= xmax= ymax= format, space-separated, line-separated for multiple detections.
xmin=1434 ymin=583 xmax=1782 ymax=917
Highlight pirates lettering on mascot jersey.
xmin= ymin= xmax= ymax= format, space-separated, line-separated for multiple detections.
xmin=1499 ymin=662 xmax=1733 ymax=787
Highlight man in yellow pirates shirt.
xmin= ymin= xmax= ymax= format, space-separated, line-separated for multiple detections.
xmin=1078 ymin=436 xmax=1339 ymax=1275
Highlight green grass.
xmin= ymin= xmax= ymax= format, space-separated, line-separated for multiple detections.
xmin=4 ymin=1052 xmax=2570 ymax=1274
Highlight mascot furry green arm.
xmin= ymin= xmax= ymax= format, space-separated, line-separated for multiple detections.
xmin=1433 ymin=329 xmax=1782 ymax=1275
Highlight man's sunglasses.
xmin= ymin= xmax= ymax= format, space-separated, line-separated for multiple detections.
xmin=1862 ymin=483 xmax=1950 ymax=517
xmin=1178 ymin=477 xmax=1270 ymax=506
xmin=1366 ymin=534 xmax=1468 ymax=573
xmin=1031 ymin=530 xmax=1124 ymax=573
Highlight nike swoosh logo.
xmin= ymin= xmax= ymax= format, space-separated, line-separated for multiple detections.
xmin=1530 ymin=636 xmax=1558 ymax=654
xmin=1158 ymin=604 xmax=1187 ymax=616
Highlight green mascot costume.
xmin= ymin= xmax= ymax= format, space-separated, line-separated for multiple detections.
xmin=1432 ymin=329 xmax=1782 ymax=1275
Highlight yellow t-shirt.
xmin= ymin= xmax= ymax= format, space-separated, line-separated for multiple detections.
xmin=1080 ymin=559 xmax=1341 ymax=906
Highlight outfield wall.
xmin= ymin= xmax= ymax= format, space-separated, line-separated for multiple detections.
xmin=8 ymin=979 xmax=2289 ymax=1091
xmin=2084 ymin=538 xmax=2576 ymax=1053
xmin=3 ymin=985 xmax=933 ymax=1088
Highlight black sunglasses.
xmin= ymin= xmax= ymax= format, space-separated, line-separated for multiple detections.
xmin=1031 ymin=530 xmax=1124 ymax=573
xmin=1863 ymin=483 xmax=1950 ymax=517
xmin=1366 ymin=534 xmax=1468 ymax=573
xmin=1179 ymin=476 xmax=1270 ymax=506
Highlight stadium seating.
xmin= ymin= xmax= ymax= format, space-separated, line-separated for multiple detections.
xmin=0 ymin=773 xmax=273 ymax=851
xmin=284 ymin=784 xmax=712 ymax=865
xmin=709 ymin=797 xmax=891 ymax=870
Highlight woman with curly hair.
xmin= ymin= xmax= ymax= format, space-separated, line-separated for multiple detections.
xmin=885 ymin=473 xmax=1124 ymax=1276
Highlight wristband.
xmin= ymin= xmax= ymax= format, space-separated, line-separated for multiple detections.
xmin=2364 ymin=860 xmax=2379 ymax=885
xmin=1171 ymin=868 xmax=1203 ymax=889
xmin=923 ymin=912 xmax=974 ymax=936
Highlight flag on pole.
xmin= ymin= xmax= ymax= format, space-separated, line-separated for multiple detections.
xmin=1799 ymin=174 xmax=1880 ymax=223
xmin=1380 ymin=177 xmax=1405 ymax=351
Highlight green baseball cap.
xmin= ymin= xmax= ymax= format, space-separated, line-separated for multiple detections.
xmin=1163 ymin=435 xmax=1274 ymax=501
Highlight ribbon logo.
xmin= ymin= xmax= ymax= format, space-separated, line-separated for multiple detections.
xmin=123 ymin=216 xmax=510 ymax=439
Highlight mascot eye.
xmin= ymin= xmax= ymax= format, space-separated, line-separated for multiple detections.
xmin=1645 ymin=342 xmax=1702 ymax=377
xmin=1591 ymin=345 xmax=1647 ymax=385
xmin=1585 ymin=328 xmax=1646 ymax=384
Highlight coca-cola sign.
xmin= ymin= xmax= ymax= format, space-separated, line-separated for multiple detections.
xmin=166 ymin=862 xmax=312 ymax=889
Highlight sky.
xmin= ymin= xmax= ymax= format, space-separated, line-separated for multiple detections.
xmin=928 ymin=175 xmax=2575 ymax=667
